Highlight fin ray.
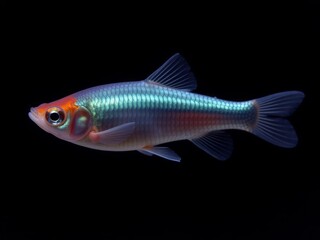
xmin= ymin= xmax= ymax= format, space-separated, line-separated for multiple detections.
xmin=89 ymin=122 xmax=135 ymax=146
xmin=139 ymin=146 xmax=181 ymax=162
xmin=145 ymin=53 xmax=197 ymax=91
xmin=252 ymin=91 xmax=304 ymax=148
xmin=190 ymin=131 xmax=233 ymax=160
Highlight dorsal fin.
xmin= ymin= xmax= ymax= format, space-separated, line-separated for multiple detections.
xmin=145 ymin=53 xmax=197 ymax=91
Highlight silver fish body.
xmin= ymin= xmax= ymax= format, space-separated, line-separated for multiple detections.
xmin=29 ymin=53 xmax=304 ymax=162
xmin=75 ymin=81 xmax=255 ymax=151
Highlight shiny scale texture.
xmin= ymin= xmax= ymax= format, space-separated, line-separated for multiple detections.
xmin=29 ymin=53 xmax=304 ymax=161
xmin=75 ymin=81 xmax=255 ymax=150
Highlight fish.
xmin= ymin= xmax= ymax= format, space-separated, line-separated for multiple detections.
xmin=28 ymin=53 xmax=304 ymax=162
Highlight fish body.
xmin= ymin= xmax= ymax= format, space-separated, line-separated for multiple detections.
xmin=29 ymin=54 xmax=304 ymax=161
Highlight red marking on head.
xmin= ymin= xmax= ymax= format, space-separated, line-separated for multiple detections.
xmin=35 ymin=95 xmax=78 ymax=116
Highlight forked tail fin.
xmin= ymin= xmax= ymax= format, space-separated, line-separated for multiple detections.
xmin=252 ymin=91 xmax=304 ymax=148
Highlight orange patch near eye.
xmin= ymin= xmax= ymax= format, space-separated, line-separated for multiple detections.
xmin=36 ymin=95 xmax=78 ymax=116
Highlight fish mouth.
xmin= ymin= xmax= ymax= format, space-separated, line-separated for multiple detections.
xmin=28 ymin=107 xmax=40 ymax=124
xmin=28 ymin=107 xmax=45 ymax=130
xmin=28 ymin=107 xmax=52 ymax=134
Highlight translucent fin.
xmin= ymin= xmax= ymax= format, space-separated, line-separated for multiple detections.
xmin=139 ymin=146 xmax=181 ymax=162
xmin=190 ymin=131 xmax=233 ymax=160
xmin=253 ymin=91 xmax=304 ymax=148
xmin=138 ymin=150 xmax=153 ymax=156
xmin=145 ymin=53 xmax=197 ymax=91
xmin=89 ymin=122 xmax=135 ymax=146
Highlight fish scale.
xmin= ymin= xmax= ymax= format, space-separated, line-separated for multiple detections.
xmin=29 ymin=53 xmax=304 ymax=162
xmin=75 ymin=81 xmax=256 ymax=150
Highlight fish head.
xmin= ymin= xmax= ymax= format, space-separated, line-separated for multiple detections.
xmin=29 ymin=95 xmax=93 ymax=142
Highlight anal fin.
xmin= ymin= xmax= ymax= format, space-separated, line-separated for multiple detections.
xmin=190 ymin=131 xmax=233 ymax=160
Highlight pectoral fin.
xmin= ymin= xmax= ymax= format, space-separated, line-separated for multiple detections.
xmin=138 ymin=146 xmax=181 ymax=162
xmin=89 ymin=122 xmax=135 ymax=146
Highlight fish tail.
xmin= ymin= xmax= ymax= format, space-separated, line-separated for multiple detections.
xmin=251 ymin=91 xmax=304 ymax=148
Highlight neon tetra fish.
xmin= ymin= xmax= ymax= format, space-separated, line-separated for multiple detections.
xmin=29 ymin=53 xmax=304 ymax=162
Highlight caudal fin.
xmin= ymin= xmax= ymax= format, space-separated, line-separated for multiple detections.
xmin=252 ymin=91 xmax=304 ymax=148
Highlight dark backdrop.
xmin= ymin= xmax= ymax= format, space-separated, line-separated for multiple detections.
xmin=1 ymin=1 xmax=319 ymax=239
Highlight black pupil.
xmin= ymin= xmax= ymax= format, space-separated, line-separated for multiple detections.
xmin=50 ymin=112 xmax=60 ymax=122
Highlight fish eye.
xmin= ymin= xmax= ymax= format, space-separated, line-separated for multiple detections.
xmin=46 ymin=107 xmax=65 ymax=126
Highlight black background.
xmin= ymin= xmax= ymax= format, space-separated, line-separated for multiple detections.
xmin=1 ymin=1 xmax=319 ymax=239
